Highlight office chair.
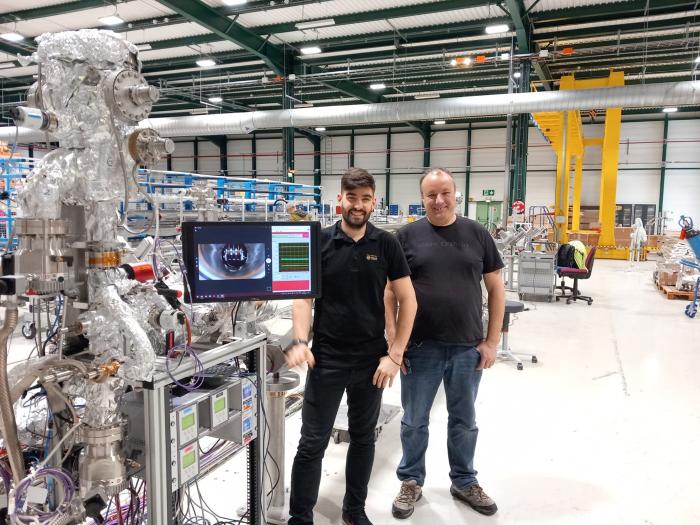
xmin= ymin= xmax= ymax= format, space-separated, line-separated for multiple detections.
xmin=555 ymin=246 xmax=597 ymax=305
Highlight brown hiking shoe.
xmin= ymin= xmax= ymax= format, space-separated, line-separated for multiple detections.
xmin=392 ymin=480 xmax=423 ymax=519
xmin=450 ymin=484 xmax=498 ymax=516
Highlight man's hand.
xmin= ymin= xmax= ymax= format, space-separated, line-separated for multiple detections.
xmin=373 ymin=356 xmax=401 ymax=388
xmin=285 ymin=343 xmax=315 ymax=369
xmin=388 ymin=344 xmax=408 ymax=375
xmin=476 ymin=340 xmax=498 ymax=370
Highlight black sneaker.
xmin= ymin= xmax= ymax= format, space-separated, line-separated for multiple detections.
xmin=341 ymin=509 xmax=373 ymax=525
xmin=450 ymin=483 xmax=498 ymax=516
xmin=392 ymin=480 xmax=423 ymax=519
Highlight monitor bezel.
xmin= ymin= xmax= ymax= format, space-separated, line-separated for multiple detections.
xmin=181 ymin=221 xmax=322 ymax=303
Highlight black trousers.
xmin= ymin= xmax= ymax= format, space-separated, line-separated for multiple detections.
xmin=288 ymin=365 xmax=383 ymax=525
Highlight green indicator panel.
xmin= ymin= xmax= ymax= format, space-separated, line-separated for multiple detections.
xmin=214 ymin=398 xmax=226 ymax=413
xmin=183 ymin=450 xmax=196 ymax=469
xmin=181 ymin=413 xmax=195 ymax=430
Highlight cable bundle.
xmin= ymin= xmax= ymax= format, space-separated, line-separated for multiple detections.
xmin=13 ymin=467 xmax=76 ymax=525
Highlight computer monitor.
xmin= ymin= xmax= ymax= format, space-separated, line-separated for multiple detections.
xmin=181 ymin=221 xmax=321 ymax=303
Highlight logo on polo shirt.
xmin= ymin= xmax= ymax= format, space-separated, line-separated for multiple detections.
xmin=366 ymin=254 xmax=378 ymax=261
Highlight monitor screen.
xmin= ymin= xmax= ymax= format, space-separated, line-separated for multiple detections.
xmin=181 ymin=221 xmax=321 ymax=302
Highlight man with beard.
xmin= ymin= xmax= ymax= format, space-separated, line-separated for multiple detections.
xmin=386 ymin=168 xmax=505 ymax=519
xmin=286 ymin=168 xmax=417 ymax=525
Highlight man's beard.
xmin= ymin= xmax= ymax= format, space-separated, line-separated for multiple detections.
xmin=342 ymin=209 xmax=370 ymax=229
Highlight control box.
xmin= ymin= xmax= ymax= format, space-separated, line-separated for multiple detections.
xmin=209 ymin=376 xmax=258 ymax=445
xmin=122 ymin=373 xmax=259 ymax=493
xmin=198 ymin=384 xmax=232 ymax=430
xmin=177 ymin=404 xmax=198 ymax=445
xmin=178 ymin=442 xmax=199 ymax=486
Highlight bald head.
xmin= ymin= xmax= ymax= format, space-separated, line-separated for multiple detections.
xmin=420 ymin=167 xmax=457 ymax=226
xmin=419 ymin=168 xmax=456 ymax=195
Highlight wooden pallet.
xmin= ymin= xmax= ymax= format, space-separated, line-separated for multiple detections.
xmin=660 ymin=285 xmax=695 ymax=300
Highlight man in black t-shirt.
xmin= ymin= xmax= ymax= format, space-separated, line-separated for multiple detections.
xmin=386 ymin=168 xmax=505 ymax=519
xmin=285 ymin=168 xmax=417 ymax=525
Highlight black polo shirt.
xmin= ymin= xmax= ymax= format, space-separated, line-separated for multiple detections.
xmin=312 ymin=221 xmax=411 ymax=369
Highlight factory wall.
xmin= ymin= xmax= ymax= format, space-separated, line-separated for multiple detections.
xmin=164 ymin=118 xmax=700 ymax=222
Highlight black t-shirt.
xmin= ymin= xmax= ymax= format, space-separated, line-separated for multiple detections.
xmin=312 ymin=221 xmax=411 ymax=369
xmin=397 ymin=216 xmax=504 ymax=346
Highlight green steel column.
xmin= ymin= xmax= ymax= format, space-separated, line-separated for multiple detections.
xmin=218 ymin=135 xmax=228 ymax=176
xmin=511 ymin=60 xmax=530 ymax=204
xmin=313 ymin=136 xmax=321 ymax=204
xmin=166 ymin=153 xmax=172 ymax=172
xmin=385 ymin=128 xmax=392 ymax=205
xmin=283 ymin=80 xmax=295 ymax=182
xmin=193 ymin=138 xmax=199 ymax=173
xmin=465 ymin=125 xmax=472 ymax=217
xmin=251 ymin=133 xmax=257 ymax=178
xmin=658 ymin=114 xmax=669 ymax=214
xmin=423 ymin=126 xmax=431 ymax=169
xmin=350 ymin=128 xmax=355 ymax=167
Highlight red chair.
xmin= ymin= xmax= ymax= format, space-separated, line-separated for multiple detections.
xmin=555 ymin=246 xmax=597 ymax=305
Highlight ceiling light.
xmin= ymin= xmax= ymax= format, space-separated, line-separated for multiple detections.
xmin=485 ymin=24 xmax=510 ymax=34
xmin=452 ymin=57 xmax=472 ymax=67
xmin=208 ymin=96 xmax=223 ymax=103
xmin=191 ymin=108 xmax=210 ymax=115
xmin=300 ymin=46 xmax=322 ymax=55
xmin=196 ymin=58 xmax=216 ymax=67
xmin=0 ymin=62 xmax=14 ymax=69
xmin=662 ymin=107 xmax=678 ymax=113
xmin=513 ymin=71 xmax=521 ymax=78
xmin=370 ymin=83 xmax=386 ymax=90
xmin=135 ymin=43 xmax=152 ymax=51
xmin=500 ymin=52 xmax=510 ymax=60
xmin=295 ymin=102 xmax=314 ymax=108
xmin=695 ymin=56 xmax=700 ymax=63
xmin=222 ymin=0 xmax=248 ymax=5
xmin=98 ymin=15 xmax=125 ymax=26
xmin=295 ymin=18 xmax=335 ymax=30
xmin=434 ymin=120 xmax=446 ymax=125
xmin=315 ymin=127 xmax=326 ymax=131
xmin=415 ymin=93 xmax=440 ymax=100
xmin=0 ymin=32 xmax=24 ymax=42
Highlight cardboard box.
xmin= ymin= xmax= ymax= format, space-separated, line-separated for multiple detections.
xmin=658 ymin=270 xmax=678 ymax=286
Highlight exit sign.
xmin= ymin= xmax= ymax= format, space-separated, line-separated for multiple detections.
xmin=482 ymin=189 xmax=495 ymax=196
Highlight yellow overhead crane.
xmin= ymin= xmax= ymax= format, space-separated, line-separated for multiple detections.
xmin=532 ymin=71 xmax=630 ymax=259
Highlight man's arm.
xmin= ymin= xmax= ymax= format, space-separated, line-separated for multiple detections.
xmin=476 ymin=270 xmax=505 ymax=370
xmin=384 ymin=283 xmax=398 ymax=346
xmin=374 ymin=276 xmax=416 ymax=388
xmin=285 ymin=298 xmax=316 ymax=368
xmin=388 ymin=276 xmax=417 ymax=361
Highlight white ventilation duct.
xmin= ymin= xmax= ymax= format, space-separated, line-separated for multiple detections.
xmin=2 ymin=80 xmax=699 ymax=142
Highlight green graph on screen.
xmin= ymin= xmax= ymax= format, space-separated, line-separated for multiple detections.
xmin=279 ymin=243 xmax=310 ymax=272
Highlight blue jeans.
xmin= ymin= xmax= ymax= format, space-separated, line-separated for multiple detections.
xmin=397 ymin=341 xmax=482 ymax=489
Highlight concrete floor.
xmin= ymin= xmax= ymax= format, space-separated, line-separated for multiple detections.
xmin=268 ymin=259 xmax=700 ymax=525
xmin=5 ymin=259 xmax=700 ymax=524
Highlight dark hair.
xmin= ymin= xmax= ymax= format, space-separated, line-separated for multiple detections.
xmin=341 ymin=167 xmax=375 ymax=193
xmin=419 ymin=167 xmax=456 ymax=193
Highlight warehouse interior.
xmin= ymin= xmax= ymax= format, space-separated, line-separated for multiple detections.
xmin=0 ymin=0 xmax=698 ymax=524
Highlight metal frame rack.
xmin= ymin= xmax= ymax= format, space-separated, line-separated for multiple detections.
xmin=141 ymin=334 xmax=267 ymax=525
xmin=0 ymin=157 xmax=35 ymax=249
xmin=124 ymin=169 xmax=324 ymax=237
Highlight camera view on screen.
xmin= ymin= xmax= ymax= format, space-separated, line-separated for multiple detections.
xmin=197 ymin=243 xmax=266 ymax=280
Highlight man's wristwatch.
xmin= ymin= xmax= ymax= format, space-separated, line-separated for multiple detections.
xmin=289 ymin=338 xmax=308 ymax=348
